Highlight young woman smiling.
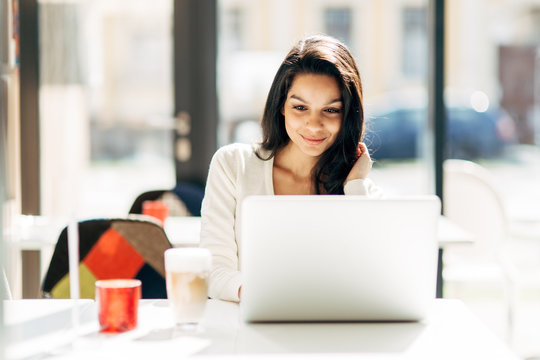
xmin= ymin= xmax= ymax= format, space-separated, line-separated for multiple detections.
xmin=200 ymin=34 xmax=381 ymax=302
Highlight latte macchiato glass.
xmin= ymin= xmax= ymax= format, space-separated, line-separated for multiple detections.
xmin=164 ymin=248 xmax=211 ymax=329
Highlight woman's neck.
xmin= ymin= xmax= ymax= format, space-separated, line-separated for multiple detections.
xmin=274 ymin=142 xmax=318 ymax=179
xmin=272 ymin=142 xmax=319 ymax=195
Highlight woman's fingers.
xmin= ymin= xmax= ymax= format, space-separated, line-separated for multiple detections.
xmin=356 ymin=143 xmax=363 ymax=157
xmin=346 ymin=143 xmax=372 ymax=182
xmin=356 ymin=142 xmax=370 ymax=160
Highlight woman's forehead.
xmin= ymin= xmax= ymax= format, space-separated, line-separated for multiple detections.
xmin=287 ymin=73 xmax=342 ymax=103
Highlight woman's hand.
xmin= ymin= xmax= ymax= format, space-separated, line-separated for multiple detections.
xmin=345 ymin=142 xmax=372 ymax=184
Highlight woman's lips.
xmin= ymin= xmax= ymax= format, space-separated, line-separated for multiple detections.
xmin=301 ymin=135 xmax=326 ymax=145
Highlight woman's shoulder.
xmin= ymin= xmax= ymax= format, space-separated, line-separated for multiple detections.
xmin=213 ymin=143 xmax=268 ymax=164
xmin=214 ymin=142 xmax=255 ymax=155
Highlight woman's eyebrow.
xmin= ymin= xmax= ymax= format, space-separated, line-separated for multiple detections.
xmin=289 ymin=94 xmax=307 ymax=103
xmin=289 ymin=94 xmax=342 ymax=105
xmin=325 ymin=98 xmax=343 ymax=105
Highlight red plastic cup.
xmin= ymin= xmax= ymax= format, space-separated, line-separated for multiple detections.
xmin=142 ymin=200 xmax=169 ymax=226
xmin=96 ymin=279 xmax=142 ymax=333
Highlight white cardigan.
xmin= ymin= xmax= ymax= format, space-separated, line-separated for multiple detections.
xmin=199 ymin=143 xmax=381 ymax=302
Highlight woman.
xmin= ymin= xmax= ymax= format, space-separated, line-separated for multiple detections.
xmin=200 ymin=34 xmax=380 ymax=302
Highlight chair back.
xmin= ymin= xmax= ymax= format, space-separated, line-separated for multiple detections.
xmin=129 ymin=183 xmax=204 ymax=217
xmin=443 ymin=159 xmax=508 ymax=264
xmin=41 ymin=218 xmax=172 ymax=299
xmin=171 ymin=182 xmax=205 ymax=216
xmin=128 ymin=190 xmax=167 ymax=214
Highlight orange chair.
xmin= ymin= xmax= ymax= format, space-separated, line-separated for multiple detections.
xmin=41 ymin=218 xmax=172 ymax=299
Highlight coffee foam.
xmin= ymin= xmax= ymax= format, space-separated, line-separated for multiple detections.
xmin=165 ymin=248 xmax=212 ymax=273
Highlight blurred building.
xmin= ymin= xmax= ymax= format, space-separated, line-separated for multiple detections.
xmin=4 ymin=0 xmax=540 ymax=217
xmin=218 ymin=0 xmax=540 ymax=145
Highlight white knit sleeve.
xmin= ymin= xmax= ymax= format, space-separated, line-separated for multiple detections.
xmin=199 ymin=147 xmax=242 ymax=302
xmin=343 ymin=178 xmax=383 ymax=198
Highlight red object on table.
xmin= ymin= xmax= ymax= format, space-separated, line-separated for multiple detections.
xmin=96 ymin=279 xmax=141 ymax=333
xmin=142 ymin=200 xmax=169 ymax=225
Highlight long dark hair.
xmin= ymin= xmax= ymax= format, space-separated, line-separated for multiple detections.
xmin=257 ymin=34 xmax=365 ymax=194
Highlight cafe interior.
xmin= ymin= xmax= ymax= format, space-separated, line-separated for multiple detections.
xmin=2 ymin=0 xmax=540 ymax=359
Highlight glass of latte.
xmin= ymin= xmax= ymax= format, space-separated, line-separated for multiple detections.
xmin=164 ymin=247 xmax=211 ymax=330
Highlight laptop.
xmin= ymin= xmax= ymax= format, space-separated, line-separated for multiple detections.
xmin=240 ymin=195 xmax=441 ymax=322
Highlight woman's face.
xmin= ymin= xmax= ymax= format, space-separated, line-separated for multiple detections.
xmin=281 ymin=73 xmax=343 ymax=158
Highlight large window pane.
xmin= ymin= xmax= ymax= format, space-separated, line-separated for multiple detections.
xmin=38 ymin=0 xmax=174 ymax=219
xmin=446 ymin=2 xmax=540 ymax=244
xmin=445 ymin=1 xmax=540 ymax=355
xmin=402 ymin=7 xmax=427 ymax=79
xmin=217 ymin=0 xmax=540 ymax=355
xmin=218 ymin=0 xmax=432 ymax=197
xmin=324 ymin=8 xmax=353 ymax=48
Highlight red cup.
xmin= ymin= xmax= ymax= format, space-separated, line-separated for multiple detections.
xmin=96 ymin=279 xmax=142 ymax=333
xmin=142 ymin=200 xmax=169 ymax=226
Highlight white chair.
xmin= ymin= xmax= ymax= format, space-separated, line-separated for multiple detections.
xmin=443 ymin=159 xmax=508 ymax=285
xmin=442 ymin=159 xmax=540 ymax=345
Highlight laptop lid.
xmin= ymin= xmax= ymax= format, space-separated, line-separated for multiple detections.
xmin=240 ymin=195 xmax=441 ymax=322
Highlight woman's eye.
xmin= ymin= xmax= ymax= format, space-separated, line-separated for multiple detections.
xmin=293 ymin=105 xmax=307 ymax=111
xmin=325 ymin=108 xmax=342 ymax=114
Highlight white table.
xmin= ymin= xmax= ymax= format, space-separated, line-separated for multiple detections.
xmin=4 ymin=215 xmax=66 ymax=298
xmin=164 ymin=216 xmax=201 ymax=246
xmin=437 ymin=216 xmax=474 ymax=246
xmin=3 ymin=215 xmax=201 ymax=299
xmin=508 ymin=213 xmax=540 ymax=241
xmin=5 ymin=215 xmax=472 ymax=299
xmin=435 ymin=216 xmax=474 ymax=297
xmin=164 ymin=216 xmax=474 ymax=247
xmin=3 ymin=299 xmax=96 ymax=359
xmin=162 ymin=215 xmax=472 ymax=299
xmin=3 ymin=298 xmax=519 ymax=359
xmin=501 ymin=193 xmax=540 ymax=240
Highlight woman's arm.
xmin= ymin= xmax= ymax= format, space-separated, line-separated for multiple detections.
xmin=345 ymin=142 xmax=372 ymax=182
xmin=199 ymin=147 xmax=242 ymax=302
xmin=343 ymin=143 xmax=383 ymax=197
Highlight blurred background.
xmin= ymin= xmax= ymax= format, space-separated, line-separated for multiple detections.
xmin=2 ymin=0 xmax=540 ymax=357
xmin=12 ymin=0 xmax=539 ymax=217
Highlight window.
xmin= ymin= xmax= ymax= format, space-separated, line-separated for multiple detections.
xmin=402 ymin=7 xmax=427 ymax=79
xmin=221 ymin=7 xmax=243 ymax=51
xmin=38 ymin=0 xmax=175 ymax=219
xmin=218 ymin=1 xmax=432 ymax=196
xmin=324 ymin=8 xmax=352 ymax=48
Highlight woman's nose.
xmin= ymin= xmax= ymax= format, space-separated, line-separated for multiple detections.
xmin=305 ymin=113 xmax=323 ymax=128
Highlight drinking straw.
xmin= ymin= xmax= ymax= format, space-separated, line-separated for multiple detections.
xmin=67 ymin=215 xmax=80 ymax=332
